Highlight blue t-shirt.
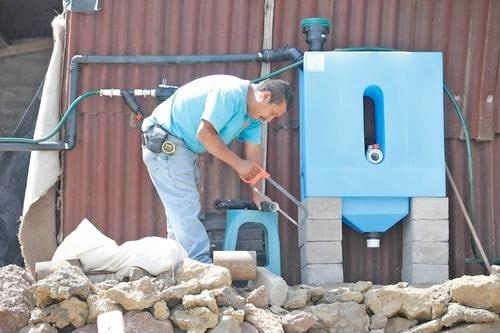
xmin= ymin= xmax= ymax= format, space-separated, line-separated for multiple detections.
xmin=143 ymin=75 xmax=262 ymax=153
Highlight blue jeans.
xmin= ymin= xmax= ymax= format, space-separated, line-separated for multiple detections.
xmin=142 ymin=135 xmax=211 ymax=263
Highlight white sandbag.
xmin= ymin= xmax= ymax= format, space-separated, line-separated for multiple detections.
xmin=81 ymin=237 xmax=188 ymax=279
xmin=51 ymin=218 xmax=117 ymax=269
xmin=52 ymin=218 xmax=188 ymax=279
xmin=78 ymin=245 xmax=120 ymax=272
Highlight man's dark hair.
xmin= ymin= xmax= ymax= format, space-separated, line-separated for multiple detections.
xmin=255 ymin=79 xmax=293 ymax=108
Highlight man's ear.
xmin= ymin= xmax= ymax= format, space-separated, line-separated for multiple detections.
xmin=262 ymin=91 xmax=272 ymax=102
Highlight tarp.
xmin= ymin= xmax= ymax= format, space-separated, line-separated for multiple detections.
xmin=18 ymin=14 xmax=65 ymax=275
xmin=0 ymin=84 xmax=42 ymax=267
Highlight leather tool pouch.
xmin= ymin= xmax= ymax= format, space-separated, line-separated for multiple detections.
xmin=144 ymin=125 xmax=168 ymax=154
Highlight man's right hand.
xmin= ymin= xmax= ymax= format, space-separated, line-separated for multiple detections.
xmin=235 ymin=159 xmax=262 ymax=182
xmin=197 ymin=120 xmax=262 ymax=182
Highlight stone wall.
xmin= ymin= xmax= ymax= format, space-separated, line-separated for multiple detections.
xmin=1 ymin=262 xmax=500 ymax=332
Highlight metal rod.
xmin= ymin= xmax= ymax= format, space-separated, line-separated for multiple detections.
xmin=446 ymin=164 xmax=491 ymax=273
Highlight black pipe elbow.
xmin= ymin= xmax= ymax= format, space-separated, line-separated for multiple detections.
xmin=260 ymin=46 xmax=303 ymax=63
xmin=65 ymin=136 xmax=77 ymax=150
xmin=70 ymin=55 xmax=85 ymax=71
xmin=285 ymin=47 xmax=303 ymax=62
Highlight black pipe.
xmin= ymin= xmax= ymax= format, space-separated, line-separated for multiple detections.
xmin=0 ymin=46 xmax=303 ymax=151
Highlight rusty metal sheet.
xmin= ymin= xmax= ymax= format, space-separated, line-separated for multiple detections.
xmin=61 ymin=0 xmax=500 ymax=284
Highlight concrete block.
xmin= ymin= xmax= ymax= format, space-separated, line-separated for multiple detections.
xmin=401 ymin=264 xmax=449 ymax=284
xmin=300 ymin=241 xmax=342 ymax=265
xmin=300 ymin=198 xmax=342 ymax=220
xmin=403 ymin=219 xmax=448 ymax=244
xmin=403 ymin=241 xmax=448 ymax=265
xmin=409 ymin=198 xmax=448 ymax=220
xmin=298 ymin=219 xmax=342 ymax=246
xmin=247 ymin=267 xmax=288 ymax=307
xmin=301 ymin=264 xmax=344 ymax=284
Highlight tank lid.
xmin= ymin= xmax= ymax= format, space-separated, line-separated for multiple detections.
xmin=301 ymin=17 xmax=331 ymax=29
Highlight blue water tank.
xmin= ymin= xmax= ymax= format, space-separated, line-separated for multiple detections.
xmin=299 ymin=51 xmax=445 ymax=233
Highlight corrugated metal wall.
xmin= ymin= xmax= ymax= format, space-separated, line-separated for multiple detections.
xmin=62 ymin=0 xmax=500 ymax=284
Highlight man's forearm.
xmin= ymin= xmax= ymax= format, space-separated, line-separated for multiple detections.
xmin=244 ymin=142 xmax=263 ymax=166
xmin=197 ymin=120 xmax=241 ymax=169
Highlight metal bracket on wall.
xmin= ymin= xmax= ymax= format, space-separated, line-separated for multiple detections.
xmin=63 ymin=0 xmax=100 ymax=13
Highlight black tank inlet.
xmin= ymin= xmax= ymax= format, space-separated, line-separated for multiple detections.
xmin=301 ymin=17 xmax=331 ymax=51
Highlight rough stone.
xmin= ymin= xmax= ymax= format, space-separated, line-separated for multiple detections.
xmin=282 ymin=311 xmax=317 ymax=333
xmin=441 ymin=320 xmax=500 ymax=332
xmin=29 ymin=297 xmax=88 ymax=328
xmin=183 ymin=290 xmax=219 ymax=314
xmin=321 ymin=287 xmax=363 ymax=304
xmin=123 ymin=311 xmax=174 ymax=333
xmin=128 ymin=266 xmax=150 ymax=281
xmin=30 ymin=266 xmax=93 ymax=307
xmin=18 ymin=323 xmax=58 ymax=333
xmin=449 ymin=274 xmax=500 ymax=312
xmin=209 ymin=287 xmax=246 ymax=309
xmin=160 ymin=279 xmax=201 ymax=304
xmin=247 ymin=267 xmax=288 ymax=306
xmin=269 ymin=305 xmax=289 ymax=316
xmin=152 ymin=268 xmax=176 ymax=291
xmin=406 ymin=319 xmax=443 ymax=333
xmin=297 ymin=284 xmax=324 ymax=304
xmin=94 ymin=280 xmax=119 ymax=291
xmin=170 ymin=305 xmax=218 ymax=333
xmin=220 ymin=307 xmax=245 ymax=323
xmin=175 ymin=258 xmax=232 ymax=290
xmin=283 ymin=288 xmax=309 ymax=310
xmin=350 ymin=281 xmax=372 ymax=293
xmin=385 ymin=316 xmax=418 ymax=333
xmin=441 ymin=303 xmax=499 ymax=327
xmin=246 ymin=285 xmax=268 ymax=308
xmin=87 ymin=293 xmax=122 ymax=323
xmin=244 ymin=303 xmax=284 ymax=333
xmin=71 ymin=323 xmax=98 ymax=333
xmin=240 ymin=322 xmax=259 ymax=333
xmin=152 ymin=300 xmax=170 ymax=320
xmin=365 ymin=283 xmax=450 ymax=320
xmin=303 ymin=302 xmax=369 ymax=333
xmin=207 ymin=315 xmax=241 ymax=333
xmin=104 ymin=277 xmax=160 ymax=311
xmin=0 ymin=265 xmax=34 ymax=333
xmin=369 ymin=313 xmax=387 ymax=330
